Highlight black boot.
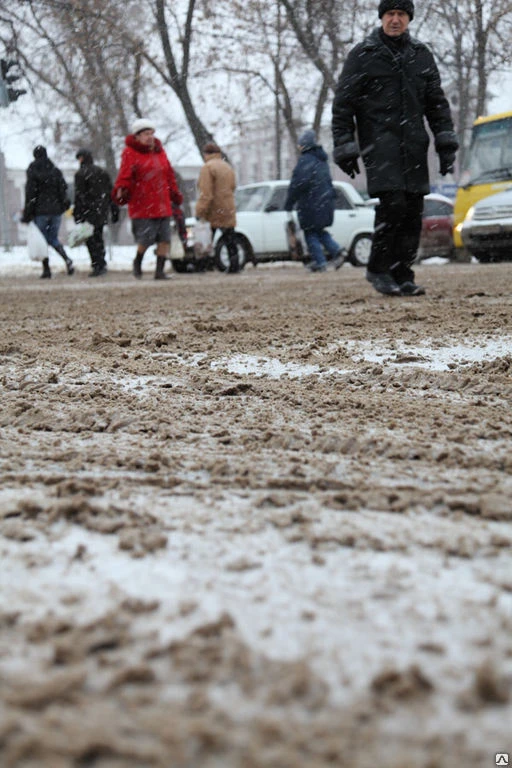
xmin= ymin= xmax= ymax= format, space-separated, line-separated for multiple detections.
xmin=55 ymin=244 xmax=74 ymax=275
xmin=40 ymin=258 xmax=51 ymax=279
xmin=154 ymin=256 xmax=170 ymax=280
xmin=133 ymin=251 xmax=143 ymax=278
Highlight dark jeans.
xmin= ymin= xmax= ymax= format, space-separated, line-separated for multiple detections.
xmin=304 ymin=228 xmax=341 ymax=268
xmin=368 ymin=191 xmax=424 ymax=283
xmin=34 ymin=214 xmax=63 ymax=249
xmin=213 ymin=227 xmax=239 ymax=272
xmin=86 ymin=224 xmax=106 ymax=268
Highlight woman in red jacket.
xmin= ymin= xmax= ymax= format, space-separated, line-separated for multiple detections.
xmin=113 ymin=118 xmax=183 ymax=280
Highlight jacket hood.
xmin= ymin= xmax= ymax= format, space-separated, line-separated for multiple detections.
xmin=76 ymin=148 xmax=93 ymax=164
xmin=28 ymin=156 xmax=56 ymax=180
xmin=125 ymin=134 xmax=164 ymax=153
xmin=303 ymin=145 xmax=328 ymax=163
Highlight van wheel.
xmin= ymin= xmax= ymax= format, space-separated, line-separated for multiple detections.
xmin=215 ymin=233 xmax=252 ymax=272
xmin=349 ymin=233 xmax=372 ymax=267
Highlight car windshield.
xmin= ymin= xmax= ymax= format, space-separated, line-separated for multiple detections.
xmin=424 ymin=199 xmax=453 ymax=217
xmin=235 ymin=186 xmax=272 ymax=212
xmin=465 ymin=118 xmax=512 ymax=186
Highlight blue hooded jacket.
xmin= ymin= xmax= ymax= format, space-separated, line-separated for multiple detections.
xmin=285 ymin=131 xmax=336 ymax=231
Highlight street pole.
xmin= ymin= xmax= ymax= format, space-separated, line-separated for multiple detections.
xmin=0 ymin=152 xmax=12 ymax=252
xmin=274 ymin=4 xmax=282 ymax=180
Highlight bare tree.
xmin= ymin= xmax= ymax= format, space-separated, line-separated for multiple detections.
xmin=0 ymin=0 xmax=150 ymax=175
xmin=425 ymin=0 xmax=512 ymax=164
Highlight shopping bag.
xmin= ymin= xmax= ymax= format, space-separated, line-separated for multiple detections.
xmin=27 ymin=222 xmax=48 ymax=262
xmin=170 ymin=234 xmax=185 ymax=260
xmin=68 ymin=221 xmax=94 ymax=248
xmin=285 ymin=218 xmax=305 ymax=260
xmin=193 ymin=219 xmax=213 ymax=257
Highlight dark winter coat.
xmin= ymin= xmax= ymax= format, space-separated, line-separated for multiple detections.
xmin=23 ymin=157 xmax=70 ymax=221
xmin=284 ymin=144 xmax=336 ymax=231
xmin=332 ymin=28 xmax=458 ymax=197
xmin=74 ymin=153 xmax=115 ymax=227
xmin=112 ymin=135 xmax=182 ymax=219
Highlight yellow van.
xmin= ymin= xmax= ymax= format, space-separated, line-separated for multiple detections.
xmin=453 ymin=110 xmax=512 ymax=248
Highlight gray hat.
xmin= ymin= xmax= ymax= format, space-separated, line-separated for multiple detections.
xmin=298 ymin=129 xmax=316 ymax=149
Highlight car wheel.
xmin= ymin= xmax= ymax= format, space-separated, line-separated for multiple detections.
xmin=349 ymin=233 xmax=372 ymax=267
xmin=215 ymin=233 xmax=253 ymax=272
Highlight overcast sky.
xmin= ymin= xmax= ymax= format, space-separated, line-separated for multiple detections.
xmin=2 ymin=71 xmax=511 ymax=172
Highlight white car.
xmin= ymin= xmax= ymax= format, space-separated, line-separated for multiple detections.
xmin=461 ymin=186 xmax=512 ymax=262
xmin=185 ymin=180 xmax=374 ymax=272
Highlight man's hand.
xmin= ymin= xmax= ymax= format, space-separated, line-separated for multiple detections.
xmin=439 ymin=150 xmax=456 ymax=176
xmin=338 ymin=157 xmax=360 ymax=179
xmin=333 ymin=144 xmax=360 ymax=179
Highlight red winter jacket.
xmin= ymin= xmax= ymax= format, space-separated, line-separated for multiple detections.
xmin=112 ymin=135 xmax=183 ymax=219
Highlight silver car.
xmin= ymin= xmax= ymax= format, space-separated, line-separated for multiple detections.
xmin=461 ymin=186 xmax=512 ymax=262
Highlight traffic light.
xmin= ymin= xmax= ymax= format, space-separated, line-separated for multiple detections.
xmin=0 ymin=59 xmax=26 ymax=107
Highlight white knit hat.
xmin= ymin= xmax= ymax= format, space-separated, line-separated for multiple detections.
xmin=131 ymin=118 xmax=155 ymax=135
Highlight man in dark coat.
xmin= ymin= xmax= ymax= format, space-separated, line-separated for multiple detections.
xmin=22 ymin=145 xmax=74 ymax=279
xmin=332 ymin=0 xmax=458 ymax=295
xmin=74 ymin=149 xmax=119 ymax=277
xmin=285 ymin=130 xmax=344 ymax=272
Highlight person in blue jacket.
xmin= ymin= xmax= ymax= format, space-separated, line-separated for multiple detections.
xmin=285 ymin=129 xmax=344 ymax=272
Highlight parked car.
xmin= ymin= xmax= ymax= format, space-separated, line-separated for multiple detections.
xmin=181 ymin=180 xmax=374 ymax=272
xmin=365 ymin=192 xmax=454 ymax=262
xmin=417 ymin=193 xmax=455 ymax=261
xmin=460 ymin=186 xmax=512 ymax=262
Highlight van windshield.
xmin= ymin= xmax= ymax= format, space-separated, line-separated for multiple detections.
xmin=466 ymin=117 xmax=512 ymax=186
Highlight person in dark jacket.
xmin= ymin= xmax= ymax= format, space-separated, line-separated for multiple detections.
xmin=285 ymin=130 xmax=344 ymax=273
xmin=74 ymin=149 xmax=119 ymax=277
xmin=332 ymin=0 xmax=458 ymax=296
xmin=22 ymin=145 xmax=74 ymax=279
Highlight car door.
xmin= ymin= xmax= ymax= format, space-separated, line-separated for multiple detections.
xmin=420 ymin=198 xmax=454 ymax=258
xmin=234 ymin=185 xmax=272 ymax=255
xmin=330 ymin=186 xmax=365 ymax=248
xmin=260 ymin=184 xmax=290 ymax=256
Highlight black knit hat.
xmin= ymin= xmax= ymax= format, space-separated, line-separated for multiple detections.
xmin=378 ymin=0 xmax=414 ymax=19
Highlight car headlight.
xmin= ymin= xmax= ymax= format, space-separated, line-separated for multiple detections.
xmin=464 ymin=206 xmax=475 ymax=223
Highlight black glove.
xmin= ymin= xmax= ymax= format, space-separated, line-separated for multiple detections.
xmin=20 ymin=210 xmax=33 ymax=224
xmin=110 ymin=203 xmax=120 ymax=223
xmin=439 ymin=150 xmax=456 ymax=176
xmin=339 ymin=157 xmax=360 ymax=179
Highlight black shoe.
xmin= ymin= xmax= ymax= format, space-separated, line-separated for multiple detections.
xmin=40 ymin=270 xmax=51 ymax=279
xmin=154 ymin=272 xmax=171 ymax=280
xmin=89 ymin=264 xmax=107 ymax=277
xmin=65 ymin=258 xmax=75 ymax=275
xmin=399 ymin=281 xmax=426 ymax=296
xmin=366 ymin=270 xmax=401 ymax=296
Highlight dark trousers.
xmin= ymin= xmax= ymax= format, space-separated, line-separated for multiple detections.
xmin=213 ymin=227 xmax=239 ymax=272
xmin=86 ymin=224 xmax=106 ymax=268
xmin=368 ymin=191 xmax=424 ymax=283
